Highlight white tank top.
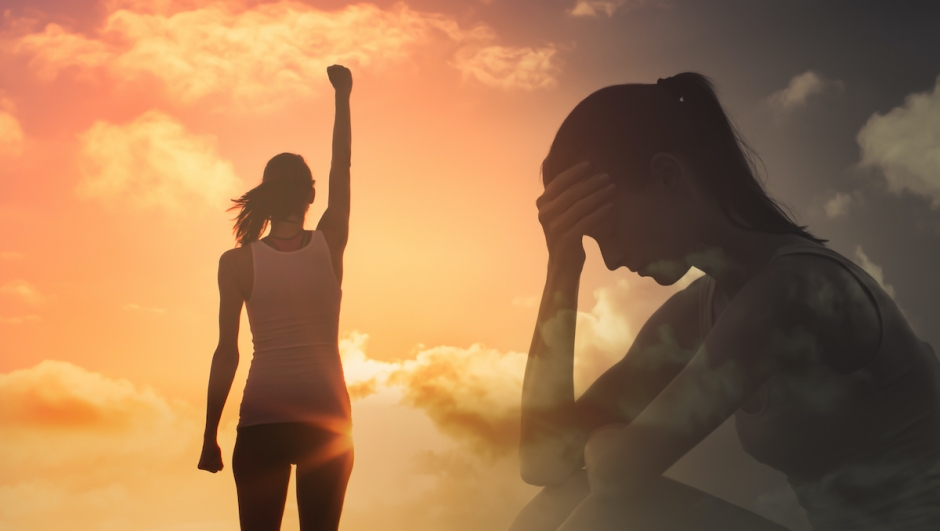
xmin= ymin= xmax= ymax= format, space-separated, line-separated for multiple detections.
xmin=238 ymin=231 xmax=350 ymax=428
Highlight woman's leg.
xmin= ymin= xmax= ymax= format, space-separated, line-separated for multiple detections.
xmin=509 ymin=470 xmax=592 ymax=531
xmin=232 ymin=426 xmax=292 ymax=531
xmin=511 ymin=470 xmax=789 ymax=531
xmin=294 ymin=426 xmax=354 ymax=531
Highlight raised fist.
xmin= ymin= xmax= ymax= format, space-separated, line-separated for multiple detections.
xmin=327 ymin=64 xmax=352 ymax=95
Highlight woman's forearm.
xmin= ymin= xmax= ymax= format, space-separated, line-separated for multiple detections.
xmin=332 ymin=93 xmax=351 ymax=166
xmin=203 ymin=346 xmax=239 ymax=441
xmin=520 ymin=259 xmax=587 ymax=485
xmin=327 ymin=93 xmax=351 ymax=214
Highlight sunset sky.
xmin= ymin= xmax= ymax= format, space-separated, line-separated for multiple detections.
xmin=2 ymin=1 xmax=940 ymax=530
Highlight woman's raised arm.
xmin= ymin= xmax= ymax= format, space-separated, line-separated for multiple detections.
xmin=318 ymin=65 xmax=352 ymax=285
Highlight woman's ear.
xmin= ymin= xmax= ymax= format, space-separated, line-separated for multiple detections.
xmin=649 ymin=153 xmax=688 ymax=196
xmin=307 ymin=188 xmax=316 ymax=204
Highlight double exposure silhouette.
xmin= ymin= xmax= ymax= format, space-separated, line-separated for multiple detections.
xmin=513 ymin=74 xmax=940 ymax=530
xmin=197 ymin=65 xmax=354 ymax=531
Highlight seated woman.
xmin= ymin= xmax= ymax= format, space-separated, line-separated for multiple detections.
xmin=513 ymin=73 xmax=940 ymax=531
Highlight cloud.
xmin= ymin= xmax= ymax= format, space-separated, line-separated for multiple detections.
xmin=769 ymin=71 xmax=844 ymax=111
xmin=338 ymin=270 xmax=699 ymax=456
xmin=341 ymin=407 xmax=538 ymax=531
xmin=568 ymin=0 xmax=661 ymax=18
xmin=572 ymin=270 xmax=702 ymax=394
xmin=77 ymin=110 xmax=241 ymax=213
xmin=10 ymin=23 xmax=113 ymax=81
xmin=853 ymin=246 xmax=896 ymax=299
xmin=339 ymin=331 xmax=395 ymax=400
xmin=0 ymin=360 xmax=197 ymax=475
xmin=0 ymin=279 xmax=44 ymax=306
xmin=7 ymin=1 xmax=561 ymax=108
xmin=340 ymin=333 xmax=526 ymax=456
xmin=453 ymin=44 xmax=560 ymax=90
xmin=0 ymin=361 xmax=209 ymax=530
xmin=0 ymin=110 xmax=25 ymax=158
xmin=0 ymin=252 xmax=26 ymax=260
xmin=391 ymin=344 xmax=527 ymax=456
xmin=857 ymin=76 xmax=940 ymax=207
xmin=0 ymin=360 xmax=180 ymax=434
xmin=824 ymin=192 xmax=852 ymax=218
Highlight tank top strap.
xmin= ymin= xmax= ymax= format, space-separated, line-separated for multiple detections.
xmin=769 ymin=242 xmax=885 ymax=358
xmin=698 ymin=243 xmax=885 ymax=351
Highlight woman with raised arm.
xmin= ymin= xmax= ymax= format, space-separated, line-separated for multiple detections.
xmin=512 ymin=74 xmax=940 ymax=531
xmin=197 ymin=65 xmax=354 ymax=531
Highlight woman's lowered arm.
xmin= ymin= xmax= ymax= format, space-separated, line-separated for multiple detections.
xmin=198 ymin=251 xmax=244 ymax=473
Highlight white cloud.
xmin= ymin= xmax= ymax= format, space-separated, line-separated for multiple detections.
xmin=824 ymin=192 xmax=852 ymax=218
xmin=857 ymin=76 xmax=940 ymax=207
xmin=340 ymin=332 xmax=526 ymax=455
xmin=769 ymin=71 xmax=844 ymax=111
xmin=7 ymin=1 xmax=561 ymax=107
xmin=853 ymin=246 xmax=896 ymax=299
xmin=0 ymin=110 xmax=25 ymax=158
xmin=0 ymin=279 xmax=44 ymax=306
xmin=568 ymin=0 xmax=659 ymax=18
xmin=77 ymin=110 xmax=241 ymax=213
xmin=453 ymin=44 xmax=560 ymax=90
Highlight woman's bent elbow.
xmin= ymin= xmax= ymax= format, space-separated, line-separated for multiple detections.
xmin=520 ymin=456 xmax=580 ymax=486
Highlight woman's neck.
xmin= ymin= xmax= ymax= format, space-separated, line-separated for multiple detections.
xmin=268 ymin=217 xmax=305 ymax=239
xmin=692 ymin=226 xmax=812 ymax=300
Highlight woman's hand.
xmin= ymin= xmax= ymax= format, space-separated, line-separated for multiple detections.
xmin=537 ymin=162 xmax=616 ymax=273
xmin=327 ymin=64 xmax=352 ymax=96
xmin=197 ymin=439 xmax=224 ymax=473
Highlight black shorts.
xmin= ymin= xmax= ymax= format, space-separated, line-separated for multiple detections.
xmin=233 ymin=422 xmax=350 ymax=468
xmin=231 ymin=422 xmax=353 ymax=530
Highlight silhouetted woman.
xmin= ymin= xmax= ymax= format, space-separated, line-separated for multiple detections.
xmin=198 ymin=65 xmax=354 ymax=531
xmin=513 ymin=74 xmax=940 ymax=531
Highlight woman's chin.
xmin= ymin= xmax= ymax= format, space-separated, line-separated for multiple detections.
xmin=642 ymin=260 xmax=690 ymax=285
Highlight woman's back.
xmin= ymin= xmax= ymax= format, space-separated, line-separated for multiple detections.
xmin=700 ymin=243 xmax=940 ymax=529
xmin=239 ymin=230 xmax=349 ymax=429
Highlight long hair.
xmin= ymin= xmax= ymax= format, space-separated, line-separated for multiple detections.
xmin=542 ymin=73 xmax=824 ymax=244
xmin=229 ymin=153 xmax=314 ymax=246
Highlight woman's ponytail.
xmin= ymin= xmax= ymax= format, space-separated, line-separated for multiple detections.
xmin=230 ymin=181 xmax=274 ymax=246
xmin=658 ymin=73 xmax=824 ymax=243
xmin=229 ymin=153 xmax=314 ymax=247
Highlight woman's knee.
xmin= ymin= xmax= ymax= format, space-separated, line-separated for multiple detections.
xmin=509 ymin=470 xmax=591 ymax=531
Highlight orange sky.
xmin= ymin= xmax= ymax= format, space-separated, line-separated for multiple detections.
xmin=0 ymin=2 xmax=693 ymax=529
xmin=6 ymin=1 xmax=938 ymax=530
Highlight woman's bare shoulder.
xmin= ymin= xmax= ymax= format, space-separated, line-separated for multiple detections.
xmin=218 ymin=245 xmax=252 ymax=277
xmin=220 ymin=245 xmax=250 ymax=261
